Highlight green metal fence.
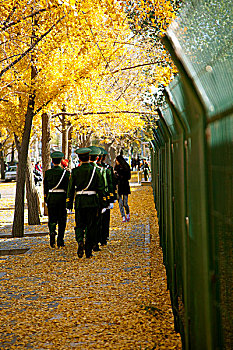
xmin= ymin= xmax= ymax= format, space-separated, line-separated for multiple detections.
xmin=150 ymin=0 xmax=233 ymax=349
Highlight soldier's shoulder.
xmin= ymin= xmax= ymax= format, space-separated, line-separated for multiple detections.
xmin=72 ymin=166 xmax=82 ymax=175
xmin=45 ymin=168 xmax=53 ymax=175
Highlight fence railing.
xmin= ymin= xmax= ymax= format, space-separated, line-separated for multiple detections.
xmin=150 ymin=1 xmax=233 ymax=349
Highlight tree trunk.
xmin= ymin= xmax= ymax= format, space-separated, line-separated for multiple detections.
xmin=25 ymin=155 xmax=41 ymax=225
xmin=103 ymin=143 xmax=112 ymax=165
xmin=42 ymin=112 xmax=51 ymax=216
xmin=110 ymin=146 xmax=117 ymax=167
xmin=10 ymin=141 xmax=14 ymax=163
xmin=62 ymin=115 xmax=68 ymax=158
xmin=78 ymin=132 xmax=91 ymax=148
xmin=68 ymin=125 xmax=73 ymax=165
xmin=12 ymin=12 xmax=38 ymax=237
xmin=12 ymin=75 xmax=36 ymax=237
xmin=0 ymin=143 xmax=5 ymax=179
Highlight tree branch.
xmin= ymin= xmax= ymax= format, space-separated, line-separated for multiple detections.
xmin=51 ymin=110 xmax=157 ymax=118
xmin=1 ymin=7 xmax=52 ymax=31
xmin=1 ymin=2 xmax=19 ymax=29
xmin=0 ymin=14 xmax=65 ymax=78
xmin=110 ymin=62 xmax=158 ymax=74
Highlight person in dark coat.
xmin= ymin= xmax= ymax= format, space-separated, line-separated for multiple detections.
xmin=142 ymin=158 xmax=150 ymax=181
xmin=44 ymin=151 xmax=70 ymax=248
xmin=114 ymin=155 xmax=131 ymax=222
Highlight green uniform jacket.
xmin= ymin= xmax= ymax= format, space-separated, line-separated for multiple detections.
xmin=98 ymin=162 xmax=113 ymax=205
xmin=102 ymin=162 xmax=117 ymax=202
xmin=44 ymin=166 xmax=70 ymax=204
xmin=66 ymin=163 xmax=106 ymax=209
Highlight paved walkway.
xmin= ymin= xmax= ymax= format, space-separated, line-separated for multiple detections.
xmin=0 ymin=185 xmax=181 ymax=349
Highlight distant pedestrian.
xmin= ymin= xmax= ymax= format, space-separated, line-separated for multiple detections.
xmin=136 ymin=156 xmax=141 ymax=171
xmin=34 ymin=166 xmax=42 ymax=186
xmin=114 ymin=155 xmax=131 ymax=222
xmin=131 ymin=157 xmax=136 ymax=171
xmin=142 ymin=159 xmax=150 ymax=181
xmin=44 ymin=151 xmax=70 ymax=248
xmin=61 ymin=159 xmax=69 ymax=169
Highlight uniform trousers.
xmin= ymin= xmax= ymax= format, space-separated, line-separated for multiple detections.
xmin=94 ymin=208 xmax=102 ymax=246
xmin=75 ymin=207 xmax=98 ymax=255
xmin=47 ymin=194 xmax=67 ymax=244
xmin=101 ymin=209 xmax=110 ymax=244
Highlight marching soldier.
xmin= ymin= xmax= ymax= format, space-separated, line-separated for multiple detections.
xmin=89 ymin=146 xmax=108 ymax=250
xmin=44 ymin=151 xmax=70 ymax=248
xmin=66 ymin=148 xmax=106 ymax=258
xmin=98 ymin=147 xmax=116 ymax=245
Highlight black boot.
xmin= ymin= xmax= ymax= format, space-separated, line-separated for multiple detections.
xmin=77 ymin=241 xmax=84 ymax=258
xmin=57 ymin=236 xmax=65 ymax=248
xmin=93 ymin=244 xmax=101 ymax=252
xmin=50 ymin=232 xmax=56 ymax=248
xmin=85 ymin=242 xmax=93 ymax=258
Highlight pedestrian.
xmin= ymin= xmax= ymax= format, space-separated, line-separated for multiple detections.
xmin=61 ymin=159 xmax=69 ymax=169
xmin=66 ymin=148 xmax=106 ymax=259
xmin=114 ymin=155 xmax=131 ymax=222
xmin=34 ymin=164 xmax=43 ymax=186
xmin=142 ymin=158 xmax=150 ymax=181
xmin=44 ymin=151 xmax=70 ymax=248
xmin=35 ymin=161 xmax=42 ymax=171
xmin=131 ymin=157 xmax=136 ymax=171
xmin=136 ymin=156 xmax=141 ymax=171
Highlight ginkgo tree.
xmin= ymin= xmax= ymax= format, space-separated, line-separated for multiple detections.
xmin=0 ymin=0 xmax=181 ymax=237
xmin=0 ymin=0 xmax=141 ymax=236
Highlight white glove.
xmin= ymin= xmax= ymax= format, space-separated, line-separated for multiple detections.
xmin=109 ymin=203 xmax=114 ymax=209
xmin=101 ymin=208 xmax=106 ymax=214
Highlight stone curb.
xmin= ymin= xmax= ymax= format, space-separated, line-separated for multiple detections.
xmin=0 ymin=248 xmax=30 ymax=256
xmin=0 ymin=232 xmax=48 ymax=239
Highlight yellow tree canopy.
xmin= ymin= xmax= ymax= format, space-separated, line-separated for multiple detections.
xmin=0 ymin=0 xmax=134 ymax=136
xmin=0 ymin=0 xmax=178 ymax=143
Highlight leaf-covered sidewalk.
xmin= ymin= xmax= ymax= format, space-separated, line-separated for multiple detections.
xmin=0 ymin=186 xmax=181 ymax=349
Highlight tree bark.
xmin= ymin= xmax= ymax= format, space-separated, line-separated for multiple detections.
xmin=0 ymin=143 xmax=5 ymax=179
xmin=12 ymin=75 xmax=36 ymax=237
xmin=110 ymin=146 xmax=117 ymax=167
xmin=10 ymin=141 xmax=15 ymax=163
xmin=62 ymin=115 xmax=68 ymax=158
xmin=103 ymin=143 xmax=112 ymax=165
xmin=25 ymin=155 xmax=41 ymax=224
xmin=78 ymin=132 xmax=91 ymax=148
xmin=42 ymin=112 xmax=51 ymax=216
xmin=68 ymin=125 xmax=73 ymax=164
xmin=42 ymin=112 xmax=51 ymax=174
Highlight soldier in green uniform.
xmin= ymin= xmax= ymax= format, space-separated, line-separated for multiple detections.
xmin=98 ymin=147 xmax=117 ymax=245
xmin=89 ymin=146 xmax=108 ymax=251
xmin=44 ymin=151 xmax=70 ymax=248
xmin=66 ymin=148 xmax=106 ymax=258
